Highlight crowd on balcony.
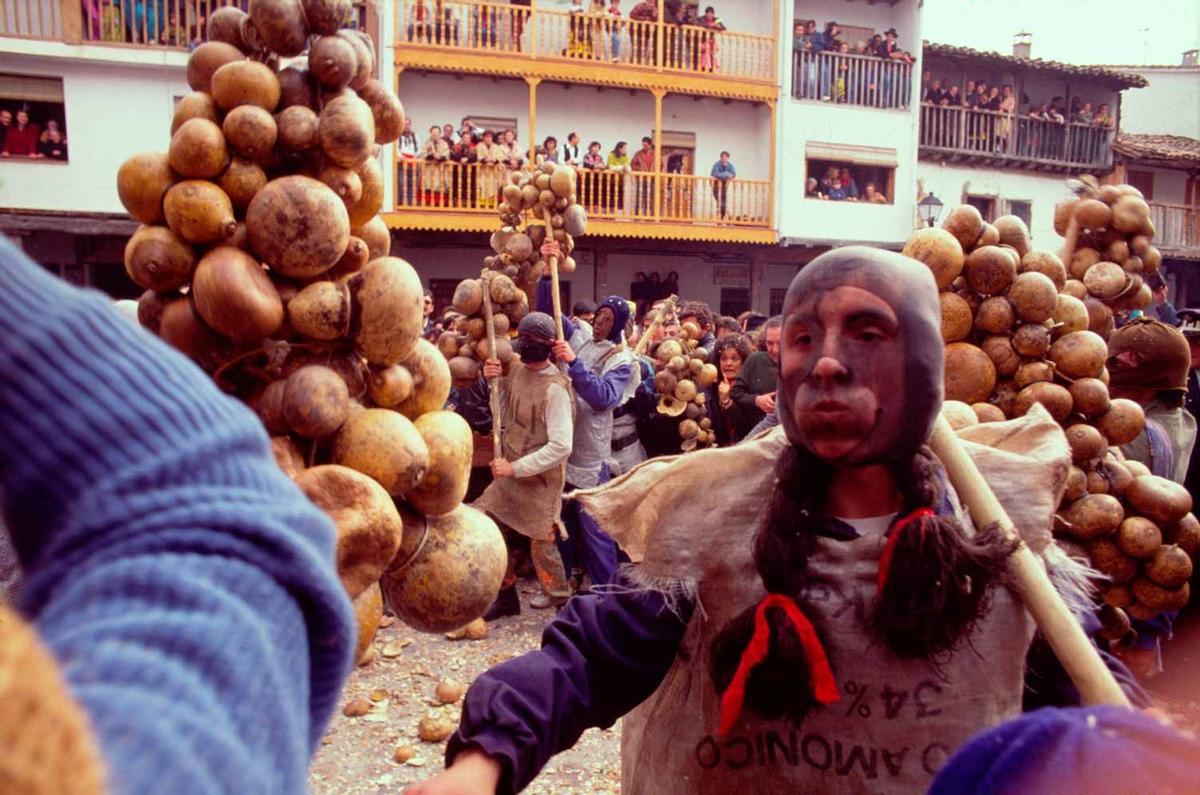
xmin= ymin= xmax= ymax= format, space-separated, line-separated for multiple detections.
xmin=402 ymin=0 xmax=736 ymax=74
xmin=791 ymin=19 xmax=915 ymax=107
xmin=78 ymin=1 xmax=363 ymax=48
xmin=921 ymin=73 xmax=1116 ymax=163
xmin=0 ymin=105 xmax=69 ymax=161
xmin=398 ymin=116 xmax=744 ymax=221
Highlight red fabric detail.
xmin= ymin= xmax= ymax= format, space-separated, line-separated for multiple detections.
xmin=876 ymin=507 xmax=936 ymax=595
xmin=716 ymin=594 xmax=840 ymax=737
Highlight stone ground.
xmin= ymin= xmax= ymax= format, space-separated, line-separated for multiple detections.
xmin=309 ymin=581 xmax=622 ymax=794
xmin=311 ymin=582 xmax=1200 ymax=794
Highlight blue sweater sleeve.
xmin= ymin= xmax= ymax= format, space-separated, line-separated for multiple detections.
xmin=446 ymin=577 xmax=693 ymax=793
xmin=568 ymin=361 xmax=632 ymax=412
xmin=0 ymin=238 xmax=354 ymax=795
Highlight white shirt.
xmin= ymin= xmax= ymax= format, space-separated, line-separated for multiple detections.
xmin=398 ymin=131 xmax=419 ymax=157
xmin=510 ymin=368 xmax=574 ymax=479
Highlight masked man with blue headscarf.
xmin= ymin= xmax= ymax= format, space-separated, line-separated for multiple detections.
xmin=537 ymin=240 xmax=639 ymax=590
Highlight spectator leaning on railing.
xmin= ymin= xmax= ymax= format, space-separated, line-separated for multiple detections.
xmin=710 ymin=151 xmax=736 ymax=220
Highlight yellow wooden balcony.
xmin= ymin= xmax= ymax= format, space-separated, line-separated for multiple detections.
xmin=384 ymin=159 xmax=776 ymax=244
xmin=393 ymin=0 xmax=778 ymax=103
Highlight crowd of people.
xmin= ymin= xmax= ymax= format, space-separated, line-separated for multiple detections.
xmin=921 ymin=74 xmax=1116 ymax=161
xmin=77 ymin=1 xmax=363 ymax=49
xmin=2 ymin=235 xmax=1199 ymax=794
xmin=792 ymin=20 xmax=916 ymax=107
xmin=403 ymin=0 xmax=733 ymax=73
xmin=804 ymin=164 xmax=889 ymax=203
xmin=0 ymin=107 xmax=68 ymax=161
xmin=399 ymin=117 xmax=741 ymax=218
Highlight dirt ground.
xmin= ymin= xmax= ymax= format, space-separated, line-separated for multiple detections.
xmin=310 ymin=582 xmax=1200 ymax=794
xmin=309 ymin=581 xmax=622 ymax=794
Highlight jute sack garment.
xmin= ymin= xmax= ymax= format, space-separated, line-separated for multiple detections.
xmin=573 ymin=405 xmax=1071 ymax=795
xmin=0 ymin=603 xmax=107 ymax=794
xmin=474 ymin=365 xmax=575 ymax=541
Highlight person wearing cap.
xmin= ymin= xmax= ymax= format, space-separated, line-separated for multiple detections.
xmin=1149 ymin=273 xmax=1180 ymax=326
xmin=1106 ymin=317 xmax=1197 ymax=484
xmin=474 ymin=313 xmax=575 ymax=618
xmin=571 ymin=300 xmax=596 ymax=326
xmin=1176 ymin=307 xmax=1200 ymax=498
xmin=1106 ymin=317 xmax=1195 ymax=680
xmin=537 ymin=241 xmax=638 ymax=590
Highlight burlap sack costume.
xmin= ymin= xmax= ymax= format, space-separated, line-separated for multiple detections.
xmin=573 ymin=406 xmax=1071 ymax=795
xmin=474 ymin=364 xmax=575 ymax=542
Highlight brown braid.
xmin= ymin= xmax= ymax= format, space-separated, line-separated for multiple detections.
xmin=710 ymin=445 xmax=1017 ymax=725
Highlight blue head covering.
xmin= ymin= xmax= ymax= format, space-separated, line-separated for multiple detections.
xmin=596 ymin=295 xmax=630 ymax=343
xmin=930 ymin=706 xmax=1200 ymax=795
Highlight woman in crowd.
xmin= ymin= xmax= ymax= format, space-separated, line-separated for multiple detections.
xmin=498 ymin=128 xmax=525 ymax=192
xmin=1 ymin=109 xmax=39 ymax=157
xmin=538 ymin=135 xmax=560 ymax=165
xmin=707 ymin=333 xmax=755 ymax=445
xmin=475 ymin=129 xmax=502 ymax=208
xmin=698 ymin=6 xmax=724 ymax=72
xmin=36 ymin=128 xmax=67 ymax=161
xmin=451 ymin=130 xmax=478 ymax=207
xmin=863 ymin=181 xmax=887 ymax=203
xmin=422 ymin=124 xmax=451 ymax=205
xmin=607 ymin=140 xmax=630 ymax=211
xmin=996 ymin=84 xmax=1016 ymax=152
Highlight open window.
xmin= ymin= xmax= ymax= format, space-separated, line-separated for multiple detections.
xmin=0 ymin=73 xmax=68 ymax=162
xmin=1005 ymin=199 xmax=1032 ymax=229
xmin=804 ymin=143 xmax=895 ymax=203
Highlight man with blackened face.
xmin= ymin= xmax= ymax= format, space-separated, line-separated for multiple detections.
xmin=419 ymin=247 xmax=1107 ymax=795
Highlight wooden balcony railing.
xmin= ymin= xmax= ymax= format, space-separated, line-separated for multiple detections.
xmin=395 ymin=159 xmax=770 ymax=228
xmin=791 ymin=49 xmax=913 ymax=109
xmin=396 ymin=0 xmax=776 ymax=84
xmin=919 ymin=103 xmax=1114 ymax=171
xmin=2 ymin=1 xmax=367 ymax=50
xmin=1149 ymin=202 xmax=1200 ymax=251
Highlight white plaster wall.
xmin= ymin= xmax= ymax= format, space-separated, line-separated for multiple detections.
xmin=1144 ymin=166 xmax=1189 ymax=205
xmin=790 ymin=0 xmax=911 ymax=45
xmin=398 ymin=72 xmax=534 ymax=143
xmin=916 ymin=162 xmax=1073 ymax=251
xmin=1117 ymin=69 xmax=1200 ymax=139
xmin=0 ymin=52 xmax=187 ymax=213
xmin=659 ymin=93 xmax=771 ymax=180
xmin=774 ymin=0 xmax=922 ymax=246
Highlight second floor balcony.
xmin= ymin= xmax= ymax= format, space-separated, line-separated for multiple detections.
xmin=919 ymin=104 xmax=1115 ymax=173
xmin=791 ymin=48 xmax=914 ymax=110
xmin=1149 ymin=202 xmax=1200 ymax=254
xmin=395 ymin=1 xmax=777 ymax=102
xmin=388 ymin=158 xmax=774 ymax=244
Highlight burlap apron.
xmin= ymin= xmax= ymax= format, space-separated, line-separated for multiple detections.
xmin=474 ymin=366 xmax=573 ymax=541
xmin=574 ymin=406 xmax=1072 ymax=795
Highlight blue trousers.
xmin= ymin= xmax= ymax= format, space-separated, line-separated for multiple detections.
xmin=559 ymin=465 xmax=619 ymax=587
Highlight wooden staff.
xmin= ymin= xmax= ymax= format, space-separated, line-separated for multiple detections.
xmin=633 ymin=294 xmax=678 ymax=358
xmin=548 ymin=254 xmax=565 ymax=342
xmin=928 ymin=414 xmax=1130 ymax=707
xmin=481 ymin=270 xmax=502 ymax=452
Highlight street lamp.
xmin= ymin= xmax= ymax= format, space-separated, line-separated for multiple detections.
xmin=918 ymin=193 xmax=944 ymax=228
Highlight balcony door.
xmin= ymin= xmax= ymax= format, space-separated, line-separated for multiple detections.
xmin=661 ymin=130 xmax=695 ymax=221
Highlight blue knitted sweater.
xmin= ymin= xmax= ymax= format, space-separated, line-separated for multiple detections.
xmin=0 ymin=237 xmax=355 ymax=793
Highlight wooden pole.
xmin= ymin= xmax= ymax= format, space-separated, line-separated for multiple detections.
xmin=928 ymin=414 xmax=1131 ymax=708
xmin=481 ymin=270 xmax=502 ymax=452
xmin=549 ymin=255 xmax=565 ymax=341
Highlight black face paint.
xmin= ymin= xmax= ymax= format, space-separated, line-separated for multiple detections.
xmin=777 ymin=247 xmax=943 ymax=465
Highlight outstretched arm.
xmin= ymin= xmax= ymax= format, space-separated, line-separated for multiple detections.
xmin=0 ymin=238 xmax=354 ymax=794
xmin=432 ymin=578 xmax=693 ymax=793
